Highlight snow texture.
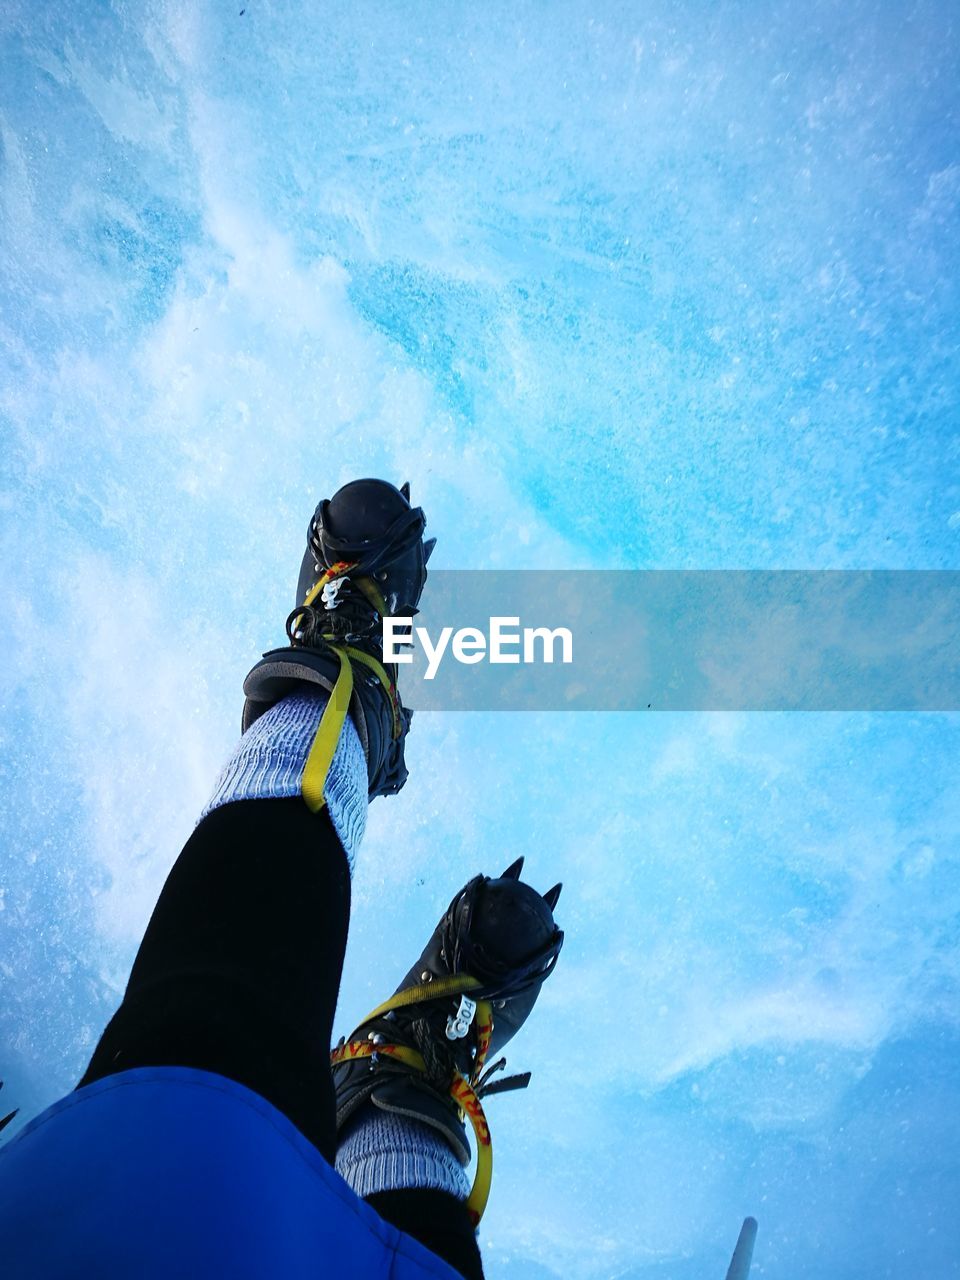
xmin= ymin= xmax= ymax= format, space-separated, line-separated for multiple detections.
xmin=1 ymin=2 xmax=959 ymax=1276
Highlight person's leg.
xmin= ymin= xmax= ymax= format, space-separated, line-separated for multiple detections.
xmin=79 ymin=686 xmax=365 ymax=1160
xmin=79 ymin=795 xmax=350 ymax=1162
xmin=79 ymin=480 xmax=488 ymax=1275
xmin=339 ymin=1112 xmax=485 ymax=1279
xmin=370 ymin=1192 xmax=483 ymax=1280
xmin=79 ymin=696 xmax=484 ymax=1277
xmin=330 ymin=867 xmax=562 ymax=1280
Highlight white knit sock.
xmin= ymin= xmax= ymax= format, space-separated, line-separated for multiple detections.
xmin=335 ymin=1104 xmax=470 ymax=1200
xmin=202 ymin=689 xmax=367 ymax=871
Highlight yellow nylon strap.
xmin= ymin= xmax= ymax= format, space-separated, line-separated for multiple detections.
xmin=343 ymin=645 xmax=402 ymax=739
xmin=302 ymin=560 xmax=358 ymax=610
xmin=292 ymin=560 xmax=360 ymax=636
xmin=330 ymin=1039 xmax=427 ymax=1074
xmin=354 ymin=575 xmax=390 ymax=618
xmin=343 ymin=646 xmax=394 ymax=691
xmin=359 ymin=973 xmax=483 ymax=1025
xmin=451 ymin=1072 xmax=493 ymax=1226
xmin=293 ymin=566 xmax=401 ymax=741
xmin=301 ymin=646 xmax=353 ymax=812
xmin=293 ymin=562 xmax=402 ymax=809
xmin=301 ymin=572 xmax=330 ymax=611
xmin=471 ymin=1000 xmax=494 ymax=1081
xmin=330 ymin=1040 xmax=493 ymax=1225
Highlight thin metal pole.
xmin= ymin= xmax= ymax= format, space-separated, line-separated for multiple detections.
xmin=724 ymin=1217 xmax=758 ymax=1280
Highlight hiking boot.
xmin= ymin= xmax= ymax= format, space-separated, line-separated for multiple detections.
xmin=242 ymin=479 xmax=435 ymax=799
xmin=332 ymin=858 xmax=563 ymax=1169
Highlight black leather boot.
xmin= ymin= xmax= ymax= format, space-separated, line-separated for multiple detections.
xmin=241 ymin=479 xmax=435 ymax=800
xmin=332 ymin=858 xmax=563 ymax=1220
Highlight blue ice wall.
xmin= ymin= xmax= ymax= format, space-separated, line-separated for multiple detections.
xmin=2 ymin=2 xmax=959 ymax=1276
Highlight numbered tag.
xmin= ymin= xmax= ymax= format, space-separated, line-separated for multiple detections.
xmin=445 ymin=995 xmax=478 ymax=1040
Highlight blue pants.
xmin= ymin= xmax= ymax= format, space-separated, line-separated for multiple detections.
xmin=0 ymin=1067 xmax=459 ymax=1278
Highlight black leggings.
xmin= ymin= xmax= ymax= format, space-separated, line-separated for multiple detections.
xmin=79 ymin=798 xmax=484 ymax=1280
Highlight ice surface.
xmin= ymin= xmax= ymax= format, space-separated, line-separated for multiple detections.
xmin=1 ymin=1 xmax=959 ymax=1275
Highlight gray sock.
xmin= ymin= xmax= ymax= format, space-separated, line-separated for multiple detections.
xmin=202 ymin=689 xmax=367 ymax=871
xmin=335 ymin=1104 xmax=470 ymax=1200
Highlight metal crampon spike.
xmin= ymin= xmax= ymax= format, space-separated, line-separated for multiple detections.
xmin=542 ymin=883 xmax=562 ymax=910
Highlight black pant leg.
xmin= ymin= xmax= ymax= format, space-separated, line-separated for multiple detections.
xmin=367 ymin=1189 xmax=485 ymax=1280
xmin=79 ymin=798 xmax=350 ymax=1163
xmin=78 ymin=795 xmax=485 ymax=1278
